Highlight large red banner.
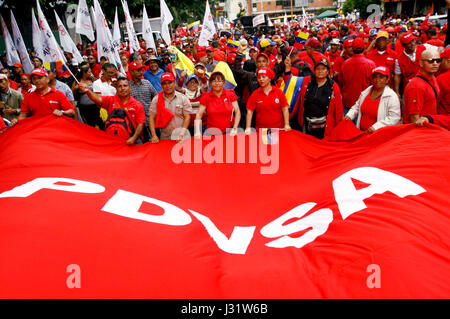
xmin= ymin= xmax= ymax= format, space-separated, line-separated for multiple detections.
xmin=0 ymin=116 xmax=449 ymax=298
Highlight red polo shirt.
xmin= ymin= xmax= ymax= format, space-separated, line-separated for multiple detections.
xmin=91 ymin=63 xmax=102 ymax=79
xmin=101 ymin=95 xmax=145 ymax=128
xmin=437 ymin=70 xmax=450 ymax=115
xmin=200 ymin=89 xmax=237 ymax=132
xmin=339 ymin=54 xmax=376 ymax=108
xmin=247 ymin=86 xmax=288 ymax=129
xmin=20 ymin=86 xmax=75 ymax=117
xmin=403 ymin=72 xmax=440 ymax=123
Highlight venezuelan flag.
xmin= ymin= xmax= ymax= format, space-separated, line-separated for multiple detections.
xmin=227 ymin=39 xmax=240 ymax=50
xmin=167 ymin=46 xmax=195 ymax=82
xmin=188 ymin=21 xmax=200 ymax=32
xmin=279 ymin=74 xmax=303 ymax=118
xmin=211 ymin=61 xmax=237 ymax=90
xmin=43 ymin=60 xmax=71 ymax=78
xmin=295 ymin=32 xmax=309 ymax=45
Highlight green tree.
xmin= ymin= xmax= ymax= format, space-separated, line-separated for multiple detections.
xmin=343 ymin=0 xmax=381 ymax=18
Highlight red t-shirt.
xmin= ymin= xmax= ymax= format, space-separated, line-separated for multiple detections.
xmin=437 ymin=70 xmax=450 ymax=115
xmin=101 ymin=95 xmax=145 ymax=128
xmin=246 ymin=86 xmax=288 ymax=129
xmin=9 ymin=80 xmax=19 ymax=90
xmin=359 ymin=93 xmax=381 ymax=131
xmin=403 ymin=72 xmax=440 ymax=123
xmin=200 ymin=89 xmax=237 ymax=132
xmin=21 ymin=87 xmax=75 ymax=117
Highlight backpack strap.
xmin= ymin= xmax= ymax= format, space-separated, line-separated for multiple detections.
xmin=416 ymin=75 xmax=438 ymax=100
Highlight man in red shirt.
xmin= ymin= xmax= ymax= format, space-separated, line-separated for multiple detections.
xmin=88 ymin=54 xmax=102 ymax=79
xmin=325 ymin=38 xmax=345 ymax=80
xmin=437 ymin=48 xmax=450 ymax=115
xmin=18 ymin=68 xmax=76 ymax=120
xmin=341 ymin=38 xmax=354 ymax=61
xmin=339 ymin=37 xmax=376 ymax=110
xmin=366 ymin=31 xmax=397 ymax=87
xmin=79 ymin=76 xmax=145 ymax=145
xmin=297 ymin=38 xmax=326 ymax=73
xmin=393 ymin=33 xmax=427 ymax=98
xmin=403 ymin=49 xmax=441 ymax=124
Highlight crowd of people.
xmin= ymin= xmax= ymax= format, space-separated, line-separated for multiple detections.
xmin=1 ymin=4 xmax=450 ymax=144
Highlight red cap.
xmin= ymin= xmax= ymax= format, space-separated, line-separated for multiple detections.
xmin=138 ymin=48 xmax=146 ymax=54
xmin=128 ymin=62 xmax=144 ymax=71
xmin=256 ymin=53 xmax=270 ymax=61
xmin=441 ymin=47 xmax=450 ymax=59
xmin=206 ymin=46 xmax=214 ymax=52
xmin=31 ymin=68 xmax=48 ymax=77
xmin=400 ymin=33 xmax=416 ymax=44
xmin=305 ymin=38 xmax=321 ymax=50
xmin=343 ymin=38 xmax=354 ymax=48
xmin=161 ymin=72 xmax=175 ymax=83
xmin=227 ymin=53 xmax=236 ymax=64
xmin=372 ymin=66 xmax=390 ymax=77
xmin=352 ymin=38 xmax=365 ymax=51
xmin=196 ymin=51 xmax=207 ymax=60
xmin=257 ymin=67 xmax=275 ymax=80
xmin=13 ymin=63 xmax=23 ymax=68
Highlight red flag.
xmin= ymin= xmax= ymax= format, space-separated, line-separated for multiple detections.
xmin=1 ymin=116 xmax=450 ymax=298
xmin=423 ymin=4 xmax=434 ymax=27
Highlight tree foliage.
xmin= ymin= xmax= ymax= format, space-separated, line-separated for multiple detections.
xmin=342 ymin=0 xmax=381 ymax=18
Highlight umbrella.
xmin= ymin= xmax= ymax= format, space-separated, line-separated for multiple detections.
xmin=316 ymin=10 xmax=339 ymax=19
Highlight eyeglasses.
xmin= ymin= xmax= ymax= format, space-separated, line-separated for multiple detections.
xmin=422 ymin=58 xmax=441 ymax=64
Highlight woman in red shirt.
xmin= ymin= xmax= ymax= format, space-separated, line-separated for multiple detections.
xmin=194 ymin=71 xmax=240 ymax=137
xmin=245 ymin=67 xmax=290 ymax=133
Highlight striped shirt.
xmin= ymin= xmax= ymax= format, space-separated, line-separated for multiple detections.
xmin=129 ymin=79 xmax=158 ymax=126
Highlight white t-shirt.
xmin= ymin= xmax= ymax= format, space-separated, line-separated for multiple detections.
xmin=92 ymin=79 xmax=116 ymax=96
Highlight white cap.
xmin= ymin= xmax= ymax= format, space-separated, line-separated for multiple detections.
xmin=330 ymin=38 xmax=340 ymax=45
xmin=0 ymin=74 xmax=8 ymax=80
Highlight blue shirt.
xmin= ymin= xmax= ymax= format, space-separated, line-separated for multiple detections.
xmin=143 ymin=68 xmax=164 ymax=92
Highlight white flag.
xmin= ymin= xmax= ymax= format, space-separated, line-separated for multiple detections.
xmin=160 ymin=0 xmax=173 ymax=45
xmin=268 ymin=18 xmax=273 ymax=27
xmin=31 ymin=9 xmax=44 ymax=60
xmin=142 ymin=5 xmax=156 ymax=51
xmin=252 ymin=14 xmax=265 ymax=27
xmin=121 ymin=0 xmax=140 ymax=53
xmin=36 ymin=0 xmax=66 ymax=63
xmin=198 ymin=0 xmax=216 ymax=47
xmin=0 ymin=14 xmax=21 ymax=66
xmin=93 ymin=0 xmax=123 ymax=72
xmin=54 ymin=10 xmax=83 ymax=64
xmin=112 ymin=7 xmax=121 ymax=51
xmin=90 ymin=6 xmax=96 ymax=31
xmin=75 ymin=0 xmax=95 ymax=42
xmin=10 ymin=11 xmax=34 ymax=73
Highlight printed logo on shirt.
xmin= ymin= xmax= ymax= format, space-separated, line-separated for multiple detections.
xmin=223 ymin=98 xmax=228 ymax=103
xmin=49 ymin=100 xmax=59 ymax=104
xmin=275 ymin=98 xmax=279 ymax=104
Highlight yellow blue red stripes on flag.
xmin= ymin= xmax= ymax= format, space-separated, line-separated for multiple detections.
xmin=168 ymin=45 xmax=195 ymax=82
xmin=227 ymin=39 xmax=240 ymax=50
xmin=188 ymin=21 xmax=200 ymax=32
xmin=280 ymin=74 xmax=303 ymax=117
xmin=295 ymin=32 xmax=309 ymax=44
xmin=211 ymin=61 xmax=237 ymax=90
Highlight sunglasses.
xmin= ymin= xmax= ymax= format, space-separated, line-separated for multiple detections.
xmin=422 ymin=58 xmax=441 ymax=64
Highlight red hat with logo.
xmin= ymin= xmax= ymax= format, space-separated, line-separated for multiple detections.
xmin=257 ymin=67 xmax=275 ymax=80
xmin=305 ymin=38 xmax=321 ymax=50
xmin=160 ymin=72 xmax=175 ymax=83
xmin=400 ymin=33 xmax=416 ymax=44
xmin=31 ymin=68 xmax=48 ymax=77
xmin=13 ymin=63 xmax=23 ymax=68
xmin=372 ymin=66 xmax=390 ymax=77
xmin=196 ymin=51 xmax=207 ymax=61
xmin=128 ymin=62 xmax=145 ymax=72
xmin=227 ymin=53 xmax=237 ymax=64
xmin=343 ymin=38 xmax=354 ymax=48
xmin=206 ymin=46 xmax=214 ymax=52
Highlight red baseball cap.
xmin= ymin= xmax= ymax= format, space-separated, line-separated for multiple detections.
xmin=227 ymin=53 xmax=236 ymax=64
xmin=400 ymin=33 xmax=416 ymax=44
xmin=343 ymin=38 xmax=354 ymax=48
xmin=257 ymin=67 xmax=275 ymax=80
xmin=31 ymin=68 xmax=48 ymax=77
xmin=372 ymin=66 xmax=390 ymax=77
xmin=256 ymin=53 xmax=270 ymax=62
xmin=13 ymin=63 xmax=23 ymax=68
xmin=161 ymin=72 xmax=175 ymax=83
xmin=352 ymin=38 xmax=365 ymax=51
xmin=441 ymin=47 xmax=450 ymax=59
xmin=206 ymin=46 xmax=214 ymax=52
xmin=305 ymin=38 xmax=321 ymax=50
xmin=128 ymin=62 xmax=145 ymax=71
